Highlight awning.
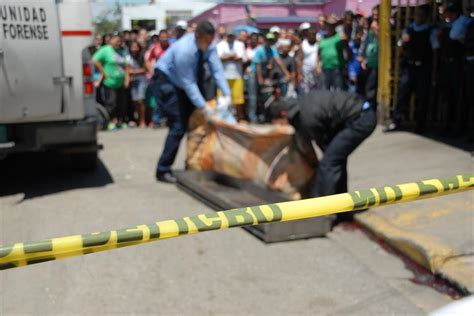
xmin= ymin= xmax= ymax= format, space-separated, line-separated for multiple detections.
xmin=254 ymin=16 xmax=319 ymax=28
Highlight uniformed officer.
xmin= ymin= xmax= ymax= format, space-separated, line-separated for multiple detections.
xmin=152 ymin=22 xmax=231 ymax=183
xmin=269 ymin=90 xmax=377 ymax=199
xmin=385 ymin=5 xmax=439 ymax=133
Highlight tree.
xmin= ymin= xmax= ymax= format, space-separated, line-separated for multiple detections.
xmin=93 ymin=1 xmax=122 ymax=35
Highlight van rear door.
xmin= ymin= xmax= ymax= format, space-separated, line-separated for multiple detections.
xmin=0 ymin=0 xmax=64 ymax=123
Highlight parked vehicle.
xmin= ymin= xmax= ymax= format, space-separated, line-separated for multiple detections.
xmin=0 ymin=0 xmax=101 ymax=170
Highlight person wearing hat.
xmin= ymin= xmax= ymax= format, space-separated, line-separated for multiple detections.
xmin=152 ymin=21 xmax=231 ymax=183
xmin=270 ymin=25 xmax=281 ymax=38
xmin=172 ymin=20 xmax=188 ymax=43
xmin=92 ymin=31 xmax=130 ymax=130
xmin=248 ymin=32 xmax=291 ymax=122
xmin=299 ymin=22 xmax=311 ymax=36
xmin=297 ymin=26 xmax=320 ymax=93
xmin=275 ymin=38 xmax=297 ymax=97
xmin=317 ymin=15 xmax=348 ymax=91
xmin=217 ymin=29 xmax=246 ymax=120
xmin=269 ymin=90 xmax=377 ymax=201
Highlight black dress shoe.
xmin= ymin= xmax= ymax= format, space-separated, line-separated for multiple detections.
xmin=156 ymin=172 xmax=177 ymax=184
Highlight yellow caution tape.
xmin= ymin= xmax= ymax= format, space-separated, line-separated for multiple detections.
xmin=1 ymin=174 xmax=472 ymax=270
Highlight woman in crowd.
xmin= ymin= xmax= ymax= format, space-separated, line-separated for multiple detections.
xmin=127 ymin=41 xmax=149 ymax=128
xmin=92 ymin=32 xmax=130 ymax=130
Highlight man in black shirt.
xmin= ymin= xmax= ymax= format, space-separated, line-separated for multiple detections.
xmin=270 ymin=90 xmax=377 ymax=198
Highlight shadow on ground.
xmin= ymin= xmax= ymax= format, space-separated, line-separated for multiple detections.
xmin=421 ymin=131 xmax=474 ymax=153
xmin=0 ymin=152 xmax=114 ymax=200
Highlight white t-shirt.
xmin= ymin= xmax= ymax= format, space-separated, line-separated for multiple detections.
xmin=301 ymin=39 xmax=318 ymax=73
xmin=217 ymin=40 xmax=245 ymax=80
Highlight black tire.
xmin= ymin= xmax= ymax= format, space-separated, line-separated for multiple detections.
xmin=70 ymin=151 xmax=98 ymax=171
xmin=95 ymin=103 xmax=110 ymax=131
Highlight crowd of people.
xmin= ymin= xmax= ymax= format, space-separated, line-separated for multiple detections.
xmin=89 ymin=1 xmax=472 ymax=134
xmin=89 ymin=8 xmax=381 ymax=129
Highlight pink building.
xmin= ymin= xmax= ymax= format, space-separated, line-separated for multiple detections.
xmin=188 ymin=1 xmax=379 ymax=29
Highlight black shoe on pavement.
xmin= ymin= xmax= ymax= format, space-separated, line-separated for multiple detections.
xmin=156 ymin=172 xmax=177 ymax=184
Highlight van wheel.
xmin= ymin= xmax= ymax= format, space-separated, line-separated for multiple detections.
xmin=95 ymin=103 xmax=110 ymax=131
xmin=70 ymin=151 xmax=98 ymax=171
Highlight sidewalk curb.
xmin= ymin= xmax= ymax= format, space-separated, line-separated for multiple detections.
xmin=355 ymin=212 xmax=474 ymax=294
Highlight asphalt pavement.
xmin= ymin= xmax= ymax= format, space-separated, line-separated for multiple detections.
xmin=0 ymin=127 xmax=470 ymax=315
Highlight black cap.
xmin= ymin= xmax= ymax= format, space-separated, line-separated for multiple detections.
xmin=446 ymin=1 xmax=462 ymax=14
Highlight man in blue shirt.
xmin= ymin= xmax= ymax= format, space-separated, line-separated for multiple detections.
xmin=152 ymin=21 xmax=231 ymax=183
xmin=247 ymin=33 xmax=290 ymax=123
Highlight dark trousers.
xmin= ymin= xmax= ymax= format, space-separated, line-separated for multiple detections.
xmin=152 ymin=71 xmax=195 ymax=174
xmin=323 ymin=68 xmax=345 ymax=91
xmin=364 ymin=67 xmax=378 ymax=108
xmin=393 ymin=64 xmax=431 ymax=129
xmin=311 ymin=109 xmax=377 ymax=197
xmin=465 ymin=60 xmax=474 ymax=137
xmin=439 ymin=60 xmax=464 ymax=130
xmin=103 ymin=86 xmax=127 ymax=120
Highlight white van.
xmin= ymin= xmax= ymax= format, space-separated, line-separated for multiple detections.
xmin=0 ymin=0 xmax=101 ymax=170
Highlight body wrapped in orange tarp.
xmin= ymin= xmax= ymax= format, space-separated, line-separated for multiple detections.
xmin=186 ymin=110 xmax=318 ymax=200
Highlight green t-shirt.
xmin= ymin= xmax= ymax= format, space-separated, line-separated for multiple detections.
xmin=319 ymin=33 xmax=345 ymax=70
xmin=365 ymin=31 xmax=379 ymax=68
xmin=93 ymin=45 xmax=127 ymax=89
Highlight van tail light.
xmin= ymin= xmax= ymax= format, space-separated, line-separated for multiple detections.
xmin=84 ymin=82 xmax=94 ymax=94
xmin=82 ymin=63 xmax=94 ymax=96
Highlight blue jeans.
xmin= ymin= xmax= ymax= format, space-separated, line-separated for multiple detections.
xmin=152 ymin=70 xmax=195 ymax=174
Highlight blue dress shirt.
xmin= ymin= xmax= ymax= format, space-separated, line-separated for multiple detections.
xmin=450 ymin=15 xmax=470 ymax=41
xmin=403 ymin=23 xmax=440 ymax=49
xmin=156 ymin=33 xmax=230 ymax=109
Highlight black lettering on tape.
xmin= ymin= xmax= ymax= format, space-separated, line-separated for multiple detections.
xmin=82 ymin=232 xmax=111 ymax=247
xmin=250 ymin=204 xmax=283 ymax=224
xmin=116 ymin=228 xmax=143 ymax=243
xmin=224 ymin=208 xmax=254 ymax=227
xmin=350 ymin=190 xmax=377 ymax=209
xmin=417 ymin=181 xmax=439 ymax=196
xmin=0 ymin=245 xmax=13 ymax=258
xmin=438 ymin=176 xmax=460 ymax=191
xmin=462 ymin=175 xmax=474 ymax=187
xmin=175 ymin=219 xmax=189 ymax=235
xmin=268 ymin=204 xmax=282 ymax=221
xmin=23 ymin=240 xmax=52 ymax=254
xmin=376 ymin=187 xmax=388 ymax=204
xmin=188 ymin=213 xmax=222 ymax=232
xmin=392 ymin=185 xmax=403 ymax=201
xmin=147 ymin=224 xmax=160 ymax=239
